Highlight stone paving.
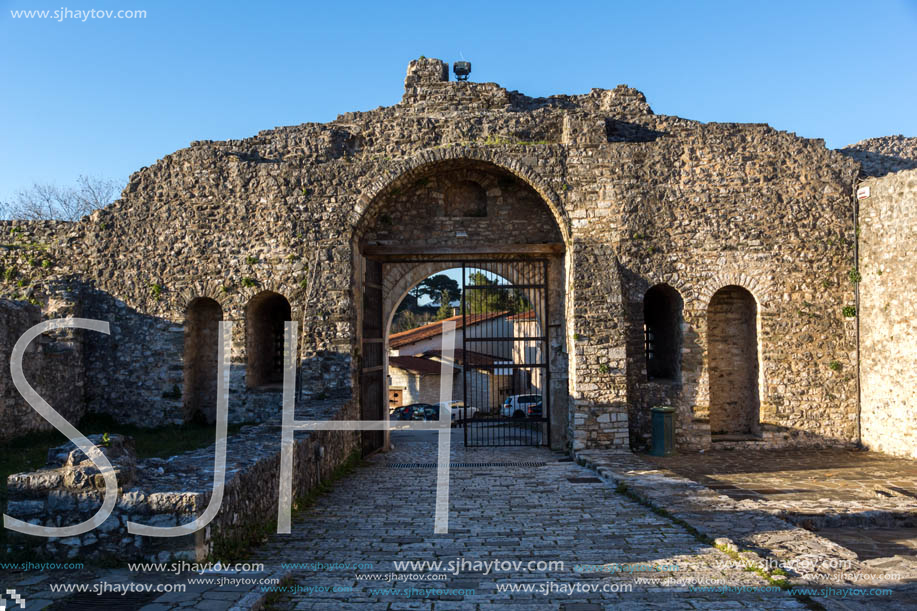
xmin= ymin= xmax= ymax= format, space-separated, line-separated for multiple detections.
xmin=6 ymin=434 xmax=916 ymax=609
xmin=643 ymin=448 xmax=917 ymax=567
xmin=245 ymin=431 xmax=808 ymax=609
xmin=644 ymin=448 xmax=917 ymax=510
xmin=577 ymin=448 xmax=917 ymax=611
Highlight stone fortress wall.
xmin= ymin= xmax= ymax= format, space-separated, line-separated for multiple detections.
xmin=848 ymin=137 xmax=917 ymax=459
xmin=0 ymin=58 xmax=910 ymax=458
xmin=0 ymin=294 xmax=84 ymax=441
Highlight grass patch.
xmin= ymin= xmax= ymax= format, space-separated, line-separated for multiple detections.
xmin=0 ymin=429 xmax=63 ymax=514
xmin=76 ymin=413 xmax=247 ymax=460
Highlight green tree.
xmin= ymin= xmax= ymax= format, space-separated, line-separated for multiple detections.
xmin=465 ymin=271 xmax=530 ymax=315
xmin=434 ymin=290 xmax=454 ymax=320
xmin=396 ymin=292 xmax=419 ymax=315
xmin=415 ymin=274 xmax=461 ymax=305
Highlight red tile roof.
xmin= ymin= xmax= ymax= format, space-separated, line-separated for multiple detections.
xmin=389 ymin=311 xmax=507 ymax=349
xmin=507 ymin=310 xmax=536 ymax=321
xmin=389 ymin=355 xmax=459 ymax=375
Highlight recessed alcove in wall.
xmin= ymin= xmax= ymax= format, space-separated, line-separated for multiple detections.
xmin=443 ymin=180 xmax=487 ymax=217
xmin=643 ymin=284 xmax=683 ymax=382
xmin=707 ymin=285 xmax=760 ymax=437
xmin=246 ymin=291 xmax=292 ymax=388
xmin=183 ymin=297 xmax=223 ymax=423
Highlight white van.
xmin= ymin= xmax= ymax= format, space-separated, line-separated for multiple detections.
xmin=501 ymin=394 xmax=543 ymax=419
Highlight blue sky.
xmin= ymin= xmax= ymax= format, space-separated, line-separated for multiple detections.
xmin=1 ymin=0 xmax=915 ymax=204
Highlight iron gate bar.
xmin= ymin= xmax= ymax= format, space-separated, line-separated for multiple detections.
xmin=377 ymin=256 xmax=550 ymax=448
xmin=469 ymin=363 xmax=548 ymax=369
xmin=463 ymin=284 xmax=548 ymax=290
xmin=464 ymin=337 xmax=548 ymax=342
xmin=462 ymin=261 xmax=467 ymax=449
xmin=459 ymin=258 xmax=549 ymax=447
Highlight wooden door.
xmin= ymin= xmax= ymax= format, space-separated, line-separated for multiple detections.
xmin=361 ymin=259 xmax=385 ymax=455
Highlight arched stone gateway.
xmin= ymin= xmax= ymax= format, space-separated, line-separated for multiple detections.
xmin=353 ymin=159 xmax=570 ymax=451
xmin=3 ymin=56 xmax=900 ymax=566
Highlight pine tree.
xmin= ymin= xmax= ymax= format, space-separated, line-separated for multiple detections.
xmin=434 ymin=290 xmax=453 ymax=320
xmin=465 ymin=271 xmax=530 ymax=315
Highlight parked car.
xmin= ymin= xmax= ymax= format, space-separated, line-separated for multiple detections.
xmin=391 ymin=403 xmax=431 ymax=421
xmin=411 ymin=403 xmax=435 ymax=420
xmin=501 ymin=394 xmax=543 ymax=419
xmin=435 ymin=402 xmax=478 ymax=425
xmin=423 ymin=402 xmax=469 ymax=424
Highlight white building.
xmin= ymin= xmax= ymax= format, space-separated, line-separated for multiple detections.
xmin=387 ymin=312 xmax=513 ymax=412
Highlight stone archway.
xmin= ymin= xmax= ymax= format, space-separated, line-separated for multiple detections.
xmin=349 ymin=149 xmax=572 ymax=247
xmin=353 ymin=159 xmax=570 ymax=450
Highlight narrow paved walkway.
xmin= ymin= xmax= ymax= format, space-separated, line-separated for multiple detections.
xmin=250 ymin=431 xmax=805 ymax=609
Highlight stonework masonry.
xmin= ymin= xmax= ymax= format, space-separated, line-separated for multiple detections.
xmin=0 ymin=281 xmax=84 ymax=441
xmin=0 ymin=57 xmax=911 ymax=459
xmin=5 ymin=403 xmax=358 ymax=561
xmin=857 ymin=166 xmax=917 ymax=459
xmin=841 ymin=135 xmax=917 ymax=178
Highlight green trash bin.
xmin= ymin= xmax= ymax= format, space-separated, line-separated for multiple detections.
xmin=650 ymin=406 xmax=675 ymax=456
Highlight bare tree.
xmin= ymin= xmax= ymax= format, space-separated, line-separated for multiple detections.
xmin=3 ymin=175 xmax=118 ymax=221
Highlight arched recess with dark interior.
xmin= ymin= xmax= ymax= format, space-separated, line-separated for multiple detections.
xmin=643 ymin=284 xmax=683 ymax=382
xmin=246 ymin=291 xmax=292 ymax=388
xmin=707 ymin=285 xmax=760 ymax=437
xmin=184 ymin=297 xmax=223 ymax=424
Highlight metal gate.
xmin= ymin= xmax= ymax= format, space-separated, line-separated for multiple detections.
xmin=457 ymin=260 xmax=549 ymax=447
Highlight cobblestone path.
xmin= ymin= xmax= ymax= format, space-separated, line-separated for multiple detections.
xmin=250 ymin=431 xmax=806 ymax=609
